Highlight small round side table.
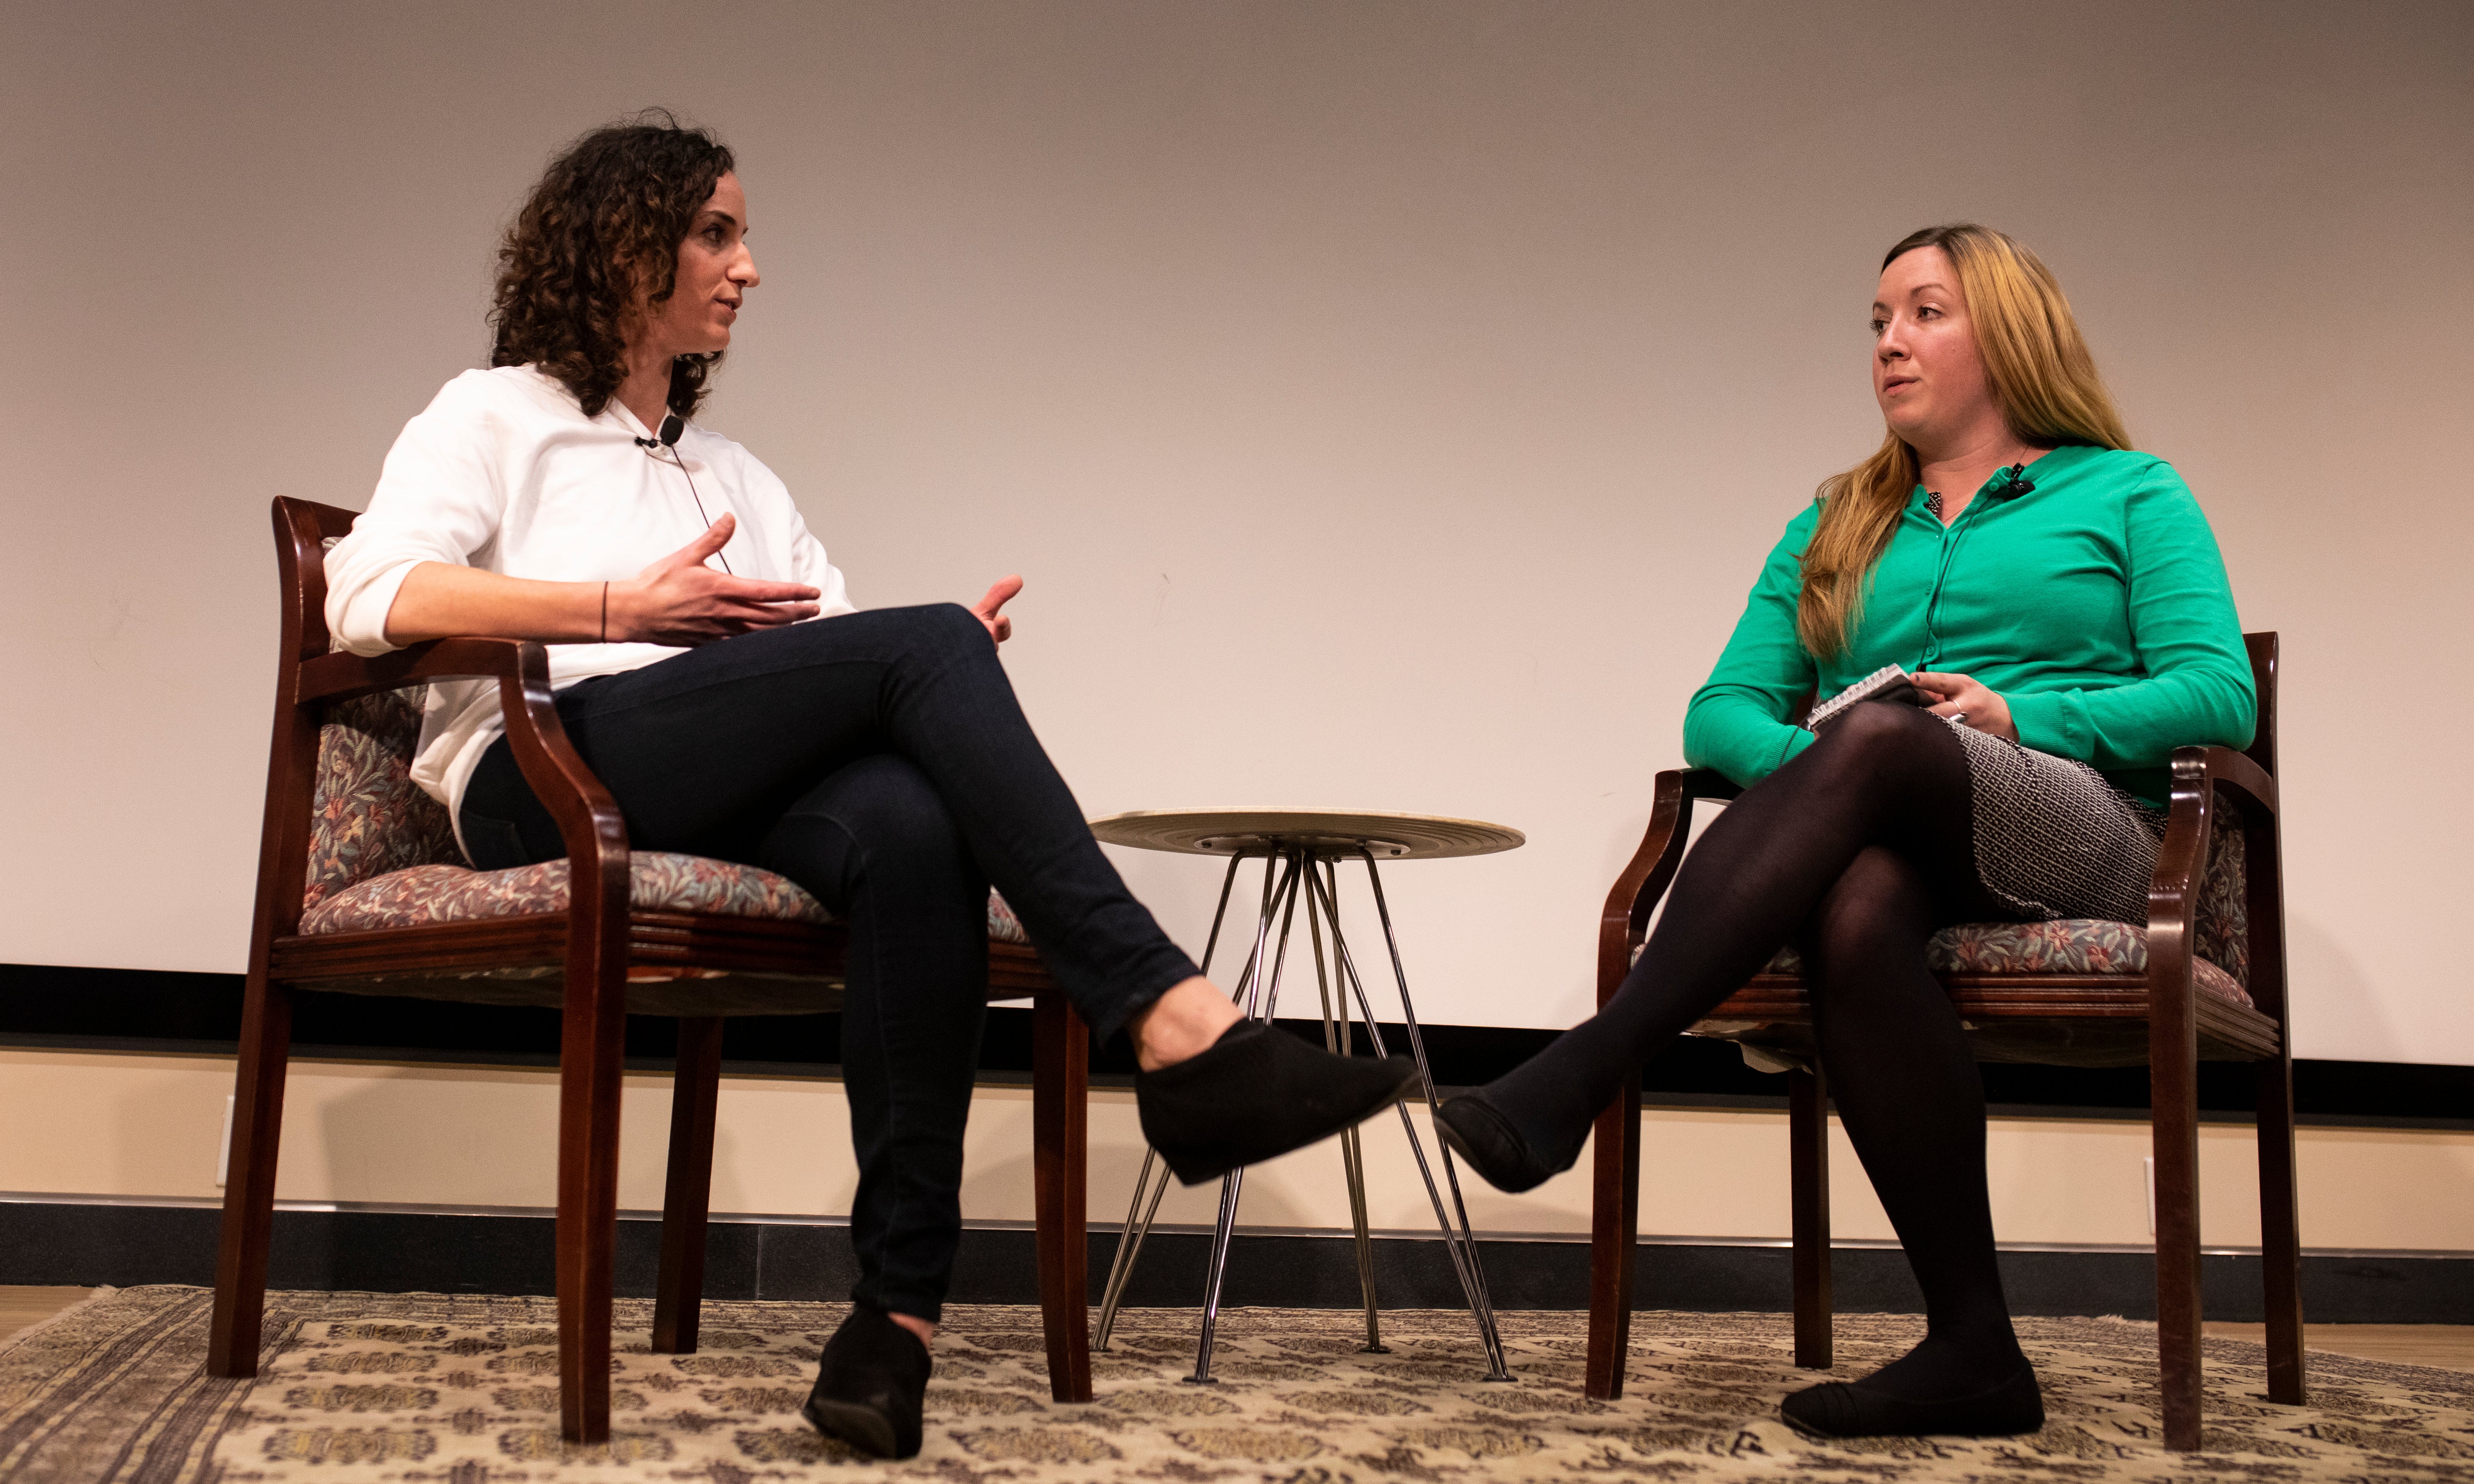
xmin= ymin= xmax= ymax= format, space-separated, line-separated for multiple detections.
xmin=1086 ymin=807 xmax=1525 ymax=1382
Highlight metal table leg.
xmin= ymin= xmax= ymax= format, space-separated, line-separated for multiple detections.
xmin=1312 ymin=857 xmax=1510 ymax=1379
xmin=1191 ymin=851 xmax=1305 ymax=1382
xmin=1096 ymin=841 xmax=1508 ymax=1383
xmin=1308 ymin=871 xmax=1385 ymax=1352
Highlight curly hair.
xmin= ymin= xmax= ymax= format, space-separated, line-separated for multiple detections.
xmin=489 ymin=111 xmax=736 ymax=420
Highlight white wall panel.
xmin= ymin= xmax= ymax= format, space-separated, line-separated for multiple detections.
xmin=0 ymin=2 xmax=2466 ymax=1061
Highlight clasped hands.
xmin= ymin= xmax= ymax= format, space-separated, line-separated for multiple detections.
xmin=1911 ymin=671 xmax=2017 ymax=741
xmin=613 ymin=515 xmax=1021 ymax=649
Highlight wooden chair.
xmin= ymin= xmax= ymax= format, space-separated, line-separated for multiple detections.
xmin=1585 ymin=633 xmax=2297 ymax=1451
xmin=208 ymin=497 xmax=1094 ymax=1443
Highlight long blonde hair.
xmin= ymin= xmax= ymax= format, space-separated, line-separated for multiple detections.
xmin=1796 ymin=224 xmax=2133 ymax=659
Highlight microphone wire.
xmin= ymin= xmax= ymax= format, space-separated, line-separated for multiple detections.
xmin=638 ymin=413 xmax=733 ymax=575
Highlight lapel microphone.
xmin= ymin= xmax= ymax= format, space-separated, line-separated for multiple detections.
xmin=636 ymin=412 xmax=733 ymax=574
xmin=2002 ymin=461 xmax=2037 ymax=500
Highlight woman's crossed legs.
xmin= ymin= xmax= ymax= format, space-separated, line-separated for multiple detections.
xmin=464 ymin=605 xmax=1196 ymax=1329
xmin=1437 ymin=701 xmax=2042 ymax=1433
xmin=462 ymin=604 xmax=1415 ymax=1342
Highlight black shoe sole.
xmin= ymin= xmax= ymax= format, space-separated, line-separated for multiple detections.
xmin=802 ymin=1395 xmax=905 ymax=1459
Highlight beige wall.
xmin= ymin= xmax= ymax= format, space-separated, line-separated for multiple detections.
xmin=7 ymin=1050 xmax=2469 ymax=1255
xmin=1 ymin=3 xmax=2470 ymax=1065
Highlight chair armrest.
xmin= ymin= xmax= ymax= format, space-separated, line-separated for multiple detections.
xmin=1597 ymin=768 xmax=1740 ymax=1007
xmin=295 ymin=639 xmax=628 ymax=918
xmin=298 ymin=637 xmax=550 ymax=702
xmin=2150 ymin=744 xmax=2279 ymax=922
xmin=2200 ymin=745 xmax=2277 ymax=820
xmin=2149 ymin=743 xmax=2287 ymax=1040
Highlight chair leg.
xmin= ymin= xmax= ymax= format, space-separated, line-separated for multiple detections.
xmin=2151 ymin=1026 xmax=2204 ymax=1451
xmin=653 ymin=1016 xmax=725 ymax=1355
xmin=1789 ymin=1065 xmax=1833 ymax=1370
xmin=1584 ymin=1073 xmax=1642 ymax=1401
xmin=556 ymin=959 xmax=628 ymax=1444
xmin=2256 ymin=1055 xmax=2306 ymax=1405
xmin=1032 ymin=991 xmax=1092 ymax=1404
xmin=208 ymin=972 xmax=293 ymax=1378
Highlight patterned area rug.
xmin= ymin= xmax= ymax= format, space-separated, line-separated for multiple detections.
xmin=2 ymin=1286 xmax=2469 ymax=1482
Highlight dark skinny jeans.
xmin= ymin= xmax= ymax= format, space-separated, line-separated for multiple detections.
xmin=458 ymin=604 xmax=1199 ymax=1321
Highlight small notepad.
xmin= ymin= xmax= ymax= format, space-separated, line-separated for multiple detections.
xmin=1805 ymin=663 xmax=1921 ymax=731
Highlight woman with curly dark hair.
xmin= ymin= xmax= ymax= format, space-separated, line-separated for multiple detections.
xmin=325 ymin=114 xmax=1414 ymax=1459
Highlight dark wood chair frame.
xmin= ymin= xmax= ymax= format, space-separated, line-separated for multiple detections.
xmin=1583 ymin=633 xmax=2300 ymax=1451
xmin=208 ymin=497 xmax=1096 ymax=1443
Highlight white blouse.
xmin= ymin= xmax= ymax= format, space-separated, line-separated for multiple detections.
xmin=325 ymin=365 xmax=856 ymax=834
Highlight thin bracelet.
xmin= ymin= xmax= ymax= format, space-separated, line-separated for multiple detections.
xmin=600 ymin=582 xmax=609 ymax=643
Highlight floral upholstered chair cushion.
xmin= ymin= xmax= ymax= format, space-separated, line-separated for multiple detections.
xmin=297 ymin=686 xmax=1030 ymax=943
xmin=1672 ymin=826 xmax=2259 ymax=1009
xmin=1757 ymin=917 xmax=2251 ymax=1010
xmin=303 ymin=854 xmax=833 ymax=934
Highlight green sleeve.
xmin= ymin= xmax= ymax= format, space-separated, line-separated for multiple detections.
xmin=1683 ymin=505 xmax=1821 ymax=787
xmin=2006 ymin=462 xmax=2257 ymax=773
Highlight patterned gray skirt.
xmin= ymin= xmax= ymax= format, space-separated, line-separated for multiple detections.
xmin=1947 ymin=720 xmax=2166 ymax=924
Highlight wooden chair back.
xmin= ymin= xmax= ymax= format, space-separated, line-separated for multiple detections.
xmin=249 ymin=499 xmax=363 ymax=954
xmin=2242 ymin=631 xmax=2278 ymax=778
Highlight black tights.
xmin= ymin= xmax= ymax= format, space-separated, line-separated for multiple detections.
xmin=1483 ymin=701 xmax=2026 ymax=1396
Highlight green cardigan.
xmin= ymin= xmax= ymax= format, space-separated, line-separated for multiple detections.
xmin=1682 ymin=444 xmax=2255 ymax=806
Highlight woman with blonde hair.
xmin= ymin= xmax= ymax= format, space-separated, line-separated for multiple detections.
xmin=1437 ymin=225 xmax=2254 ymax=1437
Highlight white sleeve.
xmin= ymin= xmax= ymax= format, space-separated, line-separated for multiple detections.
xmin=791 ymin=517 xmax=856 ymax=621
xmin=324 ymin=384 xmax=509 ymax=655
xmin=742 ymin=451 xmax=856 ymax=620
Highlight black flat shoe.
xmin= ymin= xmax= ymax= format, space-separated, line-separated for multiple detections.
xmin=802 ymin=1301 xmax=933 ymax=1459
xmin=1781 ymin=1362 xmax=2044 ymax=1438
xmin=1433 ymin=1089 xmax=1577 ymax=1194
xmin=1136 ymin=1020 xmax=1419 ymax=1185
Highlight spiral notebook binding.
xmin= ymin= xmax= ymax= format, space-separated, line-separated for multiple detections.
xmin=1804 ymin=663 xmax=1913 ymax=731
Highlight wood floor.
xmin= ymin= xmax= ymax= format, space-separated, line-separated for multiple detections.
xmin=0 ymin=1289 xmax=2464 ymax=1372
xmin=0 ymin=1287 xmax=93 ymax=1343
xmin=2206 ymin=1320 xmax=2474 ymax=1373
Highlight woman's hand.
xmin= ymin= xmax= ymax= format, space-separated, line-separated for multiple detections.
xmin=972 ymin=575 xmax=1022 ymax=647
xmin=608 ymin=516 xmax=822 ymax=646
xmin=1912 ymin=671 xmax=2018 ymax=740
